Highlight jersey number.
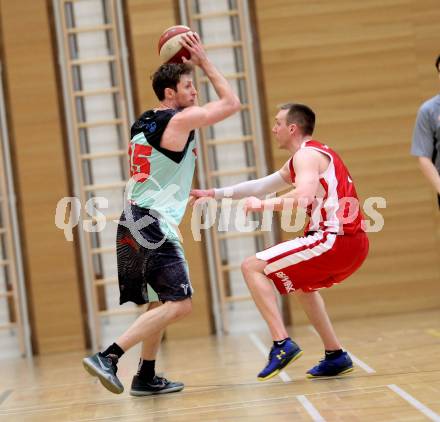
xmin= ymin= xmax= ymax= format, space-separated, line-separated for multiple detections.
xmin=129 ymin=144 xmax=152 ymax=183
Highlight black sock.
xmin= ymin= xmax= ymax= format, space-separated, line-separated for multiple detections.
xmin=274 ymin=337 xmax=290 ymax=347
xmin=325 ymin=349 xmax=343 ymax=360
xmin=137 ymin=359 xmax=156 ymax=381
xmin=101 ymin=343 xmax=125 ymax=359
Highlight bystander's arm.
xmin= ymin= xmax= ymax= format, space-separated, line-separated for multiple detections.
xmin=418 ymin=156 xmax=440 ymax=195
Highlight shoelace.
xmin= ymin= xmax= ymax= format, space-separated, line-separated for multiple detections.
xmin=267 ymin=347 xmax=278 ymax=361
xmin=105 ymin=354 xmax=119 ymax=374
xmin=153 ymin=375 xmax=169 ymax=386
xmin=316 ymin=358 xmax=338 ymax=369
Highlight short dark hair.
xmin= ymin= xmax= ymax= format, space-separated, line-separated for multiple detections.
xmin=151 ymin=63 xmax=193 ymax=101
xmin=279 ymin=103 xmax=316 ymax=136
xmin=435 ymin=54 xmax=440 ymax=72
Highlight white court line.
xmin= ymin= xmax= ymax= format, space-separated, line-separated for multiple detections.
xmin=307 ymin=325 xmax=376 ymax=374
xmin=248 ymin=333 xmax=291 ymax=382
xmin=388 ymin=384 xmax=440 ymax=422
xmin=0 ymin=390 xmax=13 ymax=406
xmin=349 ymin=354 xmax=376 ymax=374
xmin=297 ymin=395 xmax=326 ymax=422
xmin=249 ymin=333 xmax=327 ymax=421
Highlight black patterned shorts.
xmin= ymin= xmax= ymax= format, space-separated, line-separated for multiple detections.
xmin=116 ymin=204 xmax=193 ymax=305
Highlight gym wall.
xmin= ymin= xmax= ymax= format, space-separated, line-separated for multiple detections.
xmin=0 ymin=0 xmax=439 ymax=354
xmin=253 ymin=0 xmax=440 ymax=323
xmin=0 ymin=0 xmax=85 ymax=353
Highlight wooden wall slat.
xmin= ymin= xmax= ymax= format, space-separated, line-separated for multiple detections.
xmin=0 ymin=1 xmax=85 ymax=352
xmin=253 ymin=0 xmax=440 ymax=324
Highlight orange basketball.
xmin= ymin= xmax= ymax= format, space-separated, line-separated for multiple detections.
xmin=158 ymin=25 xmax=192 ymax=64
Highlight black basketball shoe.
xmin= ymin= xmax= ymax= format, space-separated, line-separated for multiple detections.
xmin=130 ymin=375 xmax=184 ymax=396
xmin=82 ymin=353 xmax=124 ymax=394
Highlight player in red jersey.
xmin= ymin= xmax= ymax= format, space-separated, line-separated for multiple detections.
xmin=191 ymin=103 xmax=369 ymax=380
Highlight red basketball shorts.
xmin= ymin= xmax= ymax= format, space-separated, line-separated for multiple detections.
xmin=255 ymin=231 xmax=369 ymax=294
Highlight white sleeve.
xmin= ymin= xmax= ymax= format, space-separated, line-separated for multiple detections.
xmin=214 ymin=171 xmax=291 ymax=199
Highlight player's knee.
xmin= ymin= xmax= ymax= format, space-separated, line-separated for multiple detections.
xmin=241 ymin=256 xmax=266 ymax=278
xmin=295 ymin=289 xmax=318 ymax=300
xmin=147 ymin=301 xmax=161 ymax=311
xmin=180 ymin=299 xmax=193 ymax=317
xmin=170 ymin=298 xmax=192 ymax=320
xmin=241 ymin=256 xmax=256 ymax=275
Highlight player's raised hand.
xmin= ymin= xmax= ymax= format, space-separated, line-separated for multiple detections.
xmin=179 ymin=31 xmax=207 ymax=67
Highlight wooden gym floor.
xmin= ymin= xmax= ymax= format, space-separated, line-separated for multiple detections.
xmin=0 ymin=309 xmax=439 ymax=422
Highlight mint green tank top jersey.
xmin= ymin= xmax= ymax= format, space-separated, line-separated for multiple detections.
xmin=127 ymin=109 xmax=196 ymax=242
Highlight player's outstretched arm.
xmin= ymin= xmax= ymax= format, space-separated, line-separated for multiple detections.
xmin=243 ymin=149 xmax=320 ymax=214
xmin=190 ymin=160 xmax=293 ymax=203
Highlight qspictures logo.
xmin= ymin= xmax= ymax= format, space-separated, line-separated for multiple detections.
xmin=55 ymin=176 xmax=387 ymax=248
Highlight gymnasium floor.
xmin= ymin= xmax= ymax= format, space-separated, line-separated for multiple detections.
xmin=1 ymin=309 xmax=439 ymax=421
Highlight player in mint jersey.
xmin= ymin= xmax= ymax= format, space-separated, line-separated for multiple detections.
xmin=82 ymin=31 xmax=240 ymax=396
xmin=127 ymin=108 xmax=198 ymax=244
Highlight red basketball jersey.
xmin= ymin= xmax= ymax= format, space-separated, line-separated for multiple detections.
xmin=289 ymin=140 xmax=364 ymax=235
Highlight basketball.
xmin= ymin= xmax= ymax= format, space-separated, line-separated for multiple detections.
xmin=158 ymin=25 xmax=192 ymax=64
